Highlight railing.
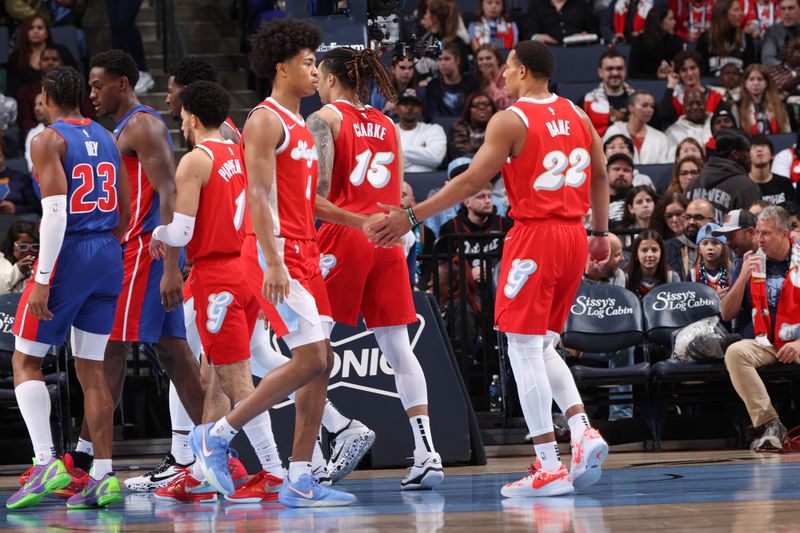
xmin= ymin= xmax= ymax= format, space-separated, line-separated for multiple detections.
xmin=155 ymin=0 xmax=185 ymax=71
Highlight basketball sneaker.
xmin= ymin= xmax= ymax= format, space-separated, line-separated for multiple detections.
xmin=154 ymin=469 xmax=217 ymax=504
xmin=6 ymin=457 xmax=71 ymax=509
xmin=569 ymin=428 xmax=608 ymax=489
xmin=66 ymin=472 xmax=123 ymax=509
xmin=327 ymin=419 xmax=376 ymax=483
xmin=501 ymin=464 xmax=574 ymax=498
xmin=278 ymin=473 xmax=356 ymax=507
xmin=312 ymin=462 xmax=332 ymax=486
xmin=751 ymin=419 xmax=787 ymax=451
xmin=188 ymin=423 xmax=234 ymax=496
xmin=224 ymin=470 xmax=283 ymax=504
xmin=124 ymin=452 xmax=194 ymax=492
xmin=227 ymin=455 xmax=250 ymax=487
xmin=401 ymin=451 xmax=444 ymax=490
xmin=18 ymin=452 xmax=88 ymax=496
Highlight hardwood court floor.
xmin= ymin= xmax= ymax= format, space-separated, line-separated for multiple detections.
xmin=2 ymin=450 xmax=800 ymax=531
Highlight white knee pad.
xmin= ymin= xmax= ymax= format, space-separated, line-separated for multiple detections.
xmin=250 ymin=320 xmax=291 ymax=371
xmin=283 ymin=317 xmax=326 ymax=351
xmin=372 ymin=325 xmax=428 ymax=411
xmin=70 ymin=327 xmax=110 ymax=361
xmin=506 ymin=333 xmax=554 ymax=437
xmin=169 ymin=381 xmax=193 ymax=432
xmin=542 ymin=331 xmax=583 ymax=414
xmin=183 ymin=298 xmax=203 ymax=360
xmin=15 ymin=336 xmax=50 ymax=357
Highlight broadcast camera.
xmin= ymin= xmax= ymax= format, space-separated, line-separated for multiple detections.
xmin=367 ymin=0 xmax=442 ymax=59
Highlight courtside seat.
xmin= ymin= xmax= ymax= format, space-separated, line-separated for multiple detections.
xmin=405 ymin=171 xmax=447 ymax=201
xmin=554 ymin=81 xmax=597 ymax=105
xmin=642 ymin=282 xmax=720 ymax=348
xmin=768 ymin=133 xmax=795 ymax=154
xmin=551 ymin=45 xmax=608 ymax=83
xmin=637 ymin=163 xmax=673 ymax=194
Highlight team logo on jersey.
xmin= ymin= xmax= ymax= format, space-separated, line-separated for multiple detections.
xmin=504 ymin=258 xmax=537 ymax=299
xmin=85 ymin=141 xmax=99 ymax=157
xmin=291 ymin=140 xmax=317 ymax=169
xmin=206 ymin=292 xmax=234 ymax=334
xmin=320 ymin=254 xmax=337 ymax=278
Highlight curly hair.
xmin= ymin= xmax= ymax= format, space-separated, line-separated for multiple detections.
xmin=180 ymin=81 xmax=229 ymax=129
xmin=90 ymin=49 xmax=139 ymax=87
xmin=43 ymin=66 xmax=85 ymax=109
xmin=1 ymin=221 xmax=38 ymax=264
xmin=168 ymin=56 xmax=218 ymax=87
xmin=321 ymin=47 xmax=396 ymax=104
xmin=249 ymin=18 xmax=322 ymax=80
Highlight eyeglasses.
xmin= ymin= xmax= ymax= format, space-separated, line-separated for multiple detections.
xmin=471 ymin=102 xmax=492 ymax=109
xmin=14 ymin=242 xmax=39 ymax=252
xmin=679 ymin=169 xmax=700 ymax=177
xmin=664 ymin=211 xmax=685 ymax=219
xmin=682 ymin=213 xmax=711 ymax=222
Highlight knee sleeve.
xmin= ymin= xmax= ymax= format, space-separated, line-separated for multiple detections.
xmin=542 ymin=337 xmax=583 ymax=414
xmin=250 ymin=321 xmax=292 ymax=372
xmin=169 ymin=381 xmax=193 ymax=432
xmin=373 ymin=325 xmax=428 ymax=411
xmin=183 ymin=299 xmax=203 ymax=360
xmin=507 ymin=333 xmax=554 ymax=437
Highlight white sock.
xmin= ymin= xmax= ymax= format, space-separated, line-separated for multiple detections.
xmin=171 ymin=432 xmax=193 ymax=465
xmin=568 ymin=413 xmax=591 ymax=443
xmin=410 ymin=415 xmax=435 ymax=455
xmin=75 ymin=437 xmax=94 ymax=456
xmin=312 ymin=433 xmax=326 ymax=470
xmin=288 ymin=461 xmax=312 ymax=483
xmin=90 ymin=459 xmax=112 ymax=480
xmin=15 ymin=380 xmax=54 ymax=464
xmin=169 ymin=381 xmax=193 ymax=433
xmin=321 ymin=400 xmax=351 ymax=434
xmin=239 ymin=403 xmax=282 ymax=474
xmin=373 ymin=326 xmax=429 ymax=410
xmin=210 ymin=417 xmax=238 ymax=443
xmin=533 ymin=441 xmax=562 ymax=472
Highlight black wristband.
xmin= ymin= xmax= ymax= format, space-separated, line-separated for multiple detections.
xmin=590 ymin=231 xmax=609 ymax=237
xmin=405 ymin=207 xmax=420 ymax=228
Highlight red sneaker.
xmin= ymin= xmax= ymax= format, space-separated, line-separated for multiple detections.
xmin=224 ymin=470 xmax=283 ymax=504
xmin=19 ymin=455 xmax=88 ymax=497
xmin=501 ymin=464 xmax=574 ymax=498
xmin=228 ymin=457 xmax=249 ymax=487
xmin=154 ymin=469 xmax=217 ymax=503
xmin=569 ymin=428 xmax=608 ymax=489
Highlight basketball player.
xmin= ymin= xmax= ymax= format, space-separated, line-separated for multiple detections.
xmin=7 ymin=66 xmax=130 ymax=510
xmin=309 ymin=47 xmax=443 ymax=489
xmin=190 ymin=18 xmax=373 ymax=507
xmin=367 ymin=40 xmax=612 ymax=497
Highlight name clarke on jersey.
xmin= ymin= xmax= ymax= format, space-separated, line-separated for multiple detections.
xmin=353 ymin=121 xmax=387 ymax=140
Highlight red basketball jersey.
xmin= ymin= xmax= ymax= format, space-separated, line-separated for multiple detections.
xmin=325 ymin=100 xmax=401 ymax=214
xmin=188 ymin=139 xmax=248 ymax=261
xmin=503 ymin=95 xmax=593 ymax=224
xmin=242 ymin=97 xmax=317 ymax=240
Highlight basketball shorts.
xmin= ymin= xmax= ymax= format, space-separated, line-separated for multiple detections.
xmin=317 ymin=223 xmax=416 ymax=328
xmin=495 ymin=222 xmax=588 ymax=335
xmin=240 ymin=235 xmax=331 ymax=345
xmin=111 ymin=232 xmax=186 ymax=343
xmin=190 ymin=257 xmax=259 ymax=366
xmin=14 ymin=233 xmax=123 ymax=347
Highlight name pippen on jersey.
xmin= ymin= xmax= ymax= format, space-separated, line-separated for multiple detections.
xmin=217 ymin=158 xmax=242 ymax=182
xmin=352 ymin=122 xmax=387 ymax=140
xmin=545 ymin=119 xmax=571 ymax=138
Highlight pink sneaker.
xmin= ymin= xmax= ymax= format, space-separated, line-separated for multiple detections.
xmin=569 ymin=428 xmax=608 ymax=489
xmin=501 ymin=464 xmax=574 ymax=498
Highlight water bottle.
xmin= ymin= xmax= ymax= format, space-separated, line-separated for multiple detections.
xmin=752 ymin=249 xmax=767 ymax=281
xmin=489 ymin=374 xmax=503 ymax=413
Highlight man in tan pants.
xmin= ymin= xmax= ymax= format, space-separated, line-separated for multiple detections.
xmin=722 ymin=206 xmax=800 ymax=450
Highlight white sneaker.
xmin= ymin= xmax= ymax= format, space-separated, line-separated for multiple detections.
xmin=401 ymin=451 xmax=444 ymax=490
xmin=569 ymin=428 xmax=609 ymax=489
xmin=312 ymin=462 xmax=332 ymax=487
xmin=501 ymin=464 xmax=574 ymax=498
xmin=124 ymin=452 xmax=194 ymax=492
xmin=326 ymin=419 xmax=376 ymax=483
xmin=135 ymin=71 xmax=155 ymax=94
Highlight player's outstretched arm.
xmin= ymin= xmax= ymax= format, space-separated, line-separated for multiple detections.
xmin=367 ymin=109 xmax=520 ymax=247
xmin=243 ymin=108 xmax=289 ymax=304
xmin=108 ymin=132 xmax=131 ymax=243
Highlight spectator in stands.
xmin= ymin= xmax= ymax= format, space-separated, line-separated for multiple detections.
xmin=621 ymin=185 xmax=658 ymax=234
xmin=583 ymin=233 xmax=626 ymax=285
xmin=7 ymin=15 xmax=75 ymax=99
xmin=670 ymin=0 xmax=713 ymax=43
xmin=741 ymin=0 xmax=782 ymax=39
xmin=696 ymin=0 xmax=757 ymax=76
xmin=659 ymin=51 xmax=724 ymax=126
xmin=468 ymin=0 xmax=519 ymax=51
xmin=402 ymin=182 xmax=436 ymax=290
xmin=715 ymin=208 xmax=759 ymax=260
xmin=762 ymin=0 xmax=800 ymax=66
xmin=5 ymin=0 xmax=51 ymax=23
xmin=418 ymin=0 xmax=470 ymax=81
xmin=687 ymin=128 xmax=762 ymax=219
xmin=581 ymin=49 xmax=635 ymax=136
xmin=665 ymin=88 xmax=713 ymax=150
xmin=737 ymin=64 xmax=791 ymax=134
xmin=608 ymin=152 xmax=636 ymax=226
xmin=447 ymin=91 xmax=495 ymax=160
xmin=628 ymin=6 xmax=685 ymax=79
xmin=396 ymin=88 xmax=447 ymax=172
xmin=705 ymin=103 xmax=738 ymax=154
xmin=690 ymin=222 xmax=731 ymax=293
xmin=603 ymin=134 xmax=656 ymax=189
xmin=475 ymin=44 xmax=510 ymax=110
xmin=626 ymin=229 xmax=681 ymax=297
xmin=106 ymin=0 xmax=154 ymax=94
xmin=723 ymin=206 xmax=799 ymax=450
xmin=766 ymin=37 xmax=800 ymax=129
xmin=651 ymin=192 xmax=689 ymax=240
xmin=748 ymin=135 xmax=796 ymax=205
xmin=675 ymin=136 xmax=708 ymax=162
xmin=424 ymin=42 xmax=480 ymax=118
xmin=372 ymin=54 xmax=419 ymax=116
xmin=23 ymin=91 xmax=45 ymax=173
xmin=604 ymin=91 xmax=671 ymax=164
xmin=611 ymin=0 xmax=653 ymax=43
xmin=667 ymin=156 xmax=705 ymax=195
xmin=750 ymin=199 xmax=773 ymax=215
xmin=771 ymin=130 xmax=800 ymax=181
xmin=665 ymin=198 xmax=716 ymax=279
xmin=0 ymin=220 xmax=37 ymax=295
xmin=713 ymin=63 xmax=744 ymax=105
xmin=525 ymin=0 xmax=598 ymax=44
xmin=0 ymin=137 xmax=39 ymax=216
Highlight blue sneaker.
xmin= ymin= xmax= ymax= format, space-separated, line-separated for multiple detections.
xmin=278 ymin=474 xmax=356 ymax=508
xmin=188 ymin=423 xmax=234 ymax=496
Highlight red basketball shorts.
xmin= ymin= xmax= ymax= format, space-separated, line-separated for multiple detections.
xmin=316 ymin=223 xmax=416 ymax=328
xmin=495 ymin=222 xmax=588 ymax=335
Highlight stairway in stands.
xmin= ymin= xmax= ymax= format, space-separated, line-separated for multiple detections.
xmin=81 ymin=1 xmax=258 ymax=159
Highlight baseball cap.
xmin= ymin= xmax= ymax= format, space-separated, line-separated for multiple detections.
xmin=714 ymin=128 xmax=750 ymax=157
xmin=711 ymin=104 xmax=738 ymax=129
xmin=696 ymin=222 xmax=727 ymax=245
xmin=448 ymin=155 xmax=472 ymax=179
xmin=397 ymin=88 xmax=423 ymax=106
xmin=606 ymin=152 xmax=634 ymax=168
xmin=711 ymin=209 xmax=757 ymax=235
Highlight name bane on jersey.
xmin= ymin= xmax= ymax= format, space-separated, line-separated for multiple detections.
xmin=545 ymin=119 xmax=571 ymax=138
xmin=353 ymin=122 xmax=387 ymax=140
xmin=218 ymin=158 xmax=242 ymax=182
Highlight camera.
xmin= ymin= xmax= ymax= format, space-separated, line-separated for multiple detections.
xmin=367 ymin=0 xmax=442 ymax=59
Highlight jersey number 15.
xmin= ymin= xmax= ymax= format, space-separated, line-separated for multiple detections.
xmin=70 ymin=162 xmax=118 ymax=213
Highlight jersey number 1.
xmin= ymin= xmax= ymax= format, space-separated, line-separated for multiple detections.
xmin=350 ymin=149 xmax=394 ymax=189
xmin=70 ymin=162 xmax=118 ymax=213
xmin=533 ymin=148 xmax=590 ymax=191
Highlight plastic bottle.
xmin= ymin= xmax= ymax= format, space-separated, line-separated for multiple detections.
xmin=489 ymin=374 xmax=503 ymax=413
xmin=753 ymin=249 xmax=767 ymax=280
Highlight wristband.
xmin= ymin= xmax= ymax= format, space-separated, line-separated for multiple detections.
xmin=590 ymin=231 xmax=609 ymax=237
xmin=405 ymin=207 xmax=420 ymax=228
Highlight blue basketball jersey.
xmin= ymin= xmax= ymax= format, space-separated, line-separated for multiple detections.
xmin=48 ymin=118 xmax=122 ymax=234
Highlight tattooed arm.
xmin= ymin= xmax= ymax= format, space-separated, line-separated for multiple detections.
xmin=308 ymin=107 xmax=340 ymax=198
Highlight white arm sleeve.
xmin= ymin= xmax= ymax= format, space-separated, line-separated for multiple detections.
xmin=152 ymin=212 xmax=196 ymax=247
xmin=35 ymin=194 xmax=67 ymax=285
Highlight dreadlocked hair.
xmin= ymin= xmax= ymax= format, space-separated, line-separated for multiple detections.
xmin=43 ymin=66 xmax=84 ymax=109
xmin=322 ymin=48 xmax=397 ymax=104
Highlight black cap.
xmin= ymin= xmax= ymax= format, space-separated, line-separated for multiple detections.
xmin=606 ymin=152 xmax=634 ymax=168
xmin=711 ymin=103 xmax=737 ymax=129
xmin=715 ymin=128 xmax=750 ymax=157
xmin=397 ymin=88 xmax=423 ymax=106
